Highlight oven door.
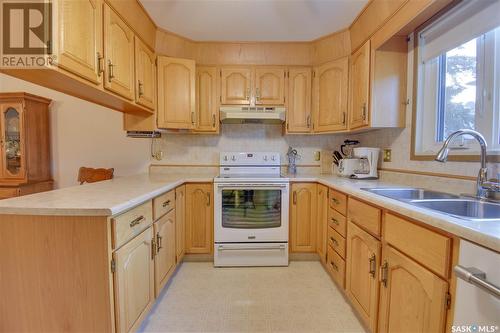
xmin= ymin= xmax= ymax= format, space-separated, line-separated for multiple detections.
xmin=214 ymin=182 xmax=289 ymax=243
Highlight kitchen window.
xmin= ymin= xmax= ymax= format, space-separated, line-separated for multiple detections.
xmin=413 ymin=0 xmax=500 ymax=157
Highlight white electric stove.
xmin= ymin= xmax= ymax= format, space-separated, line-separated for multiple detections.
xmin=213 ymin=152 xmax=289 ymax=267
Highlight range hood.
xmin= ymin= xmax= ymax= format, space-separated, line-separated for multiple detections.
xmin=220 ymin=106 xmax=286 ymax=124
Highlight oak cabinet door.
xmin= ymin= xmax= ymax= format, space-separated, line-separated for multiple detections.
xmin=312 ymin=57 xmax=349 ymax=133
xmin=134 ymin=36 xmax=156 ymax=110
xmin=57 ymin=0 xmax=103 ymax=85
xmin=290 ymin=183 xmax=317 ymax=253
xmin=220 ymin=67 xmax=252 ymax=105
xmin=316 ymin=184 xmax=328 ymax=264
xmin=286 ymin=67 xmax=312 ymax=133
xmin=185 ymin=184 xmax=213 ymax=254
xmin=349 ymin=40 xmax=371 ymax=129
xmin=157 ymin=56 xmax=196 ymax=129
xmin=378 ymin=245 xmax=449 ymax=333
xmin=175 ymin=185 xmax=186 ymax=262
xmin=346 ymin=222 xmax=381 ymax=332
xmin=255 ymin=67 xmax=286 ymax=105
xmin=103 ymin=4 xmax=135 ymax=100
xmin=113 ymin=227 xmax=155 ymax=333
xmin=195 ymin=66 xmax=219 ymax=132
xmin=154 ymin=210 xmax=176 ymax=296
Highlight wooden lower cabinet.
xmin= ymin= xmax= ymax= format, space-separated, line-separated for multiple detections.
xmin=113 ymin=226 xmax=155 ymax=333
xmin=378 ymin=245 xmax=449 ymax=333
xmin=185 ymin=183 xmax=213 ymax=254
xmin=316 ymin=185 xmax=328 ymax=264
xmin=290 ymin=183 xmax=317 ymax=252
xmin=175 ymin=185 xmax=186 ymax=261
xmin=154 ymin=210 xmax=176 ymax=297
xmin=346 ymin=221 xmax=381 ymax=332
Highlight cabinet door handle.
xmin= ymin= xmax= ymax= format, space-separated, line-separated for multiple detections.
xmin=362 ymin=103 xmax=367 ymax=120
xmin=108 ymin=60 xmax=114 ymax=82
xmin=293 ymin=191 xmax=297 ymax=205
xmin=206 ymin=193 xmax=211 ymax=206
xmin=307 ymin=115 xmax=311 ymax=128
xmin=342 ymin=112 xmax=346 ymax=124
xmin=330 ymin=261 xmax=338 ymax=272
xmin=330 ymin=237 xmax=338 ymax=246
xmin=331 ymin=218 xmax=339 ymax=225
xmin=129 ymin=215 xmax=144 ymax=228
xmin=151 ymin=238 xmax=156 ymax=259
xmin=256 ymin=88 xmax=260 ymax=102
xmin=245 ymin=88 xmax=250 ymax=101
xmin=380 ymin=261 xmax=388 ymax=287
xmin=156 ymin=233 xmax=162 ymax=252
xmin=332 ymin=198 xmax=340 ymax=205
xmin=369 ymin=253 xmax=376 ymax=278
xmin=97 ymin=52 xmax=104 ymax=77
xmin=191 ymin=111 xmax=195 ymax=125
xmin=162 ymin=200 xmax=171 ymax=208
xmin=138 ymin=80 xmax=144 ymax=97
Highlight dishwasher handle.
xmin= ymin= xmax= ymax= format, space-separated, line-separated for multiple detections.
xmin=454 ymin=265 xmax=500 ymax=299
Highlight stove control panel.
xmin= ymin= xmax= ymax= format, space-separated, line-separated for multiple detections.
xmin=220 ymin=152 xmax=281 ymax=166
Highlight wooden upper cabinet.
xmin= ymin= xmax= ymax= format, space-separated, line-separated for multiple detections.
xmin=134 ymin=37 xmax=156 ymax=110
xmin=185 ymin=183 xmax=213 ymax=254
xmin=195 ymin=66 xmax=219 ymax=133
xmin=103 ymin=4 xmax=135 ymax=100
xmin=346 ymin=222 xmax=381 ymax=332
xmin=154 ymin=210 xmax=176 ymax=297
xmin=255 ymin=67 xmax=286 ymax=105
xmin=290 ymin=183 xmax=317 ymax=253
xmin=349 ymin=40 xmax=371 ymax=129
xmin=157 ymin=56 xmax=196 ymax=129
xmin=316 ymin=184 xmax=328 ymax=264
xmin=287 ymin=67 xmax=312 ymax=133
xmin=220 ymin=67 xmax=252 ymax=105
xmin=113 ymin=227 xmax=155 ymax=333
xmin=378 ymin=245 xmax=449 ymax=333
xmin=57 ymin=0 xmax=103 ymax=85
xmin=313 ymin=57 xmax=349 ymax=133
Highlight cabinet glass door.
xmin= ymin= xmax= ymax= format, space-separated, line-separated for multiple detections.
xmin=2 ymin=105 xmax=23 ymax=177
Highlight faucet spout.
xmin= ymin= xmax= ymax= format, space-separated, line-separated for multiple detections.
xmin=434 ymin=129 xmax=489 ymax=198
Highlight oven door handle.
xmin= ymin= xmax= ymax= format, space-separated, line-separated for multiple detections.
xmin=218 ymin=244 xmax=286 ymax=251
xmin=216 ymin=184 xmax=288 ymax=188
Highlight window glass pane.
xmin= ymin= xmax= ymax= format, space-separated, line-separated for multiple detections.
xmin=222 ymin=189 xmax=281 ymax=229
xmin=440 ymin=38 xmax=478 ymax=140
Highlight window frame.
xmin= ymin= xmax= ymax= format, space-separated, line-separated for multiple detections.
xmin=410 ymin=3 xmax=500 ymax=163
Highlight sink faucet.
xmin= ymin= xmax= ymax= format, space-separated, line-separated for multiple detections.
xmin=435 ymin=129 xmax=500 ymax=199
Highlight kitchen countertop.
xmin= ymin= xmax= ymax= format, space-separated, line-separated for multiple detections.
xmin=0 ymin=171 xmax=498 ymax=252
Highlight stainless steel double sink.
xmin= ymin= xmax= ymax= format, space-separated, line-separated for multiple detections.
xmin=361 ymin=188 xmax=500 ymax=222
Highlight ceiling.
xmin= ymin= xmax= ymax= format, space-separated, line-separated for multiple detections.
xmin=140 ymin=0 xmax=369 ymax=42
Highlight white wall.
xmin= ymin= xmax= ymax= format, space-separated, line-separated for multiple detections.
xmin=0 ymin=74 xmax=151 ymax=188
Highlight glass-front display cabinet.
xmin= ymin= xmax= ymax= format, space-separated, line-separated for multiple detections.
xmin=0 ymin=93 xmax=53 ymax=199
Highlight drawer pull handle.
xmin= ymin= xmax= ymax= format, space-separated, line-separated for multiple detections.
xmin=369 ymin=253 xmax=376 ymax=278
xmin=332 ymin=198 xmax=340 ymax=205
xmin=162 ymin=200 xmax=171 ymax=208
xmin=330 ymin=237 xmax=338 ymax=246
xmin=330 ymin=261 xmax=338 ymax=271
xmin=129 ymin=215 xmax=145 ymax=228
xmin=331 ymin=218 xmax=339 ymax=225
xmin=380 ymin=261 xmax=388 ymax=287
xmin=454 ymin=265 xmax=500 ymax=299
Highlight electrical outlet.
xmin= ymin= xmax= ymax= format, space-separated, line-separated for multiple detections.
xmin=383 ymin=149 xmax=392 ymax=162
xmin=314 ymin=151 xmax=321 ymax=161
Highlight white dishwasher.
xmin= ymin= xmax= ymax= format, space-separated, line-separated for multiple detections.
xmin=453 ymin=240 xmax=500 ymax=330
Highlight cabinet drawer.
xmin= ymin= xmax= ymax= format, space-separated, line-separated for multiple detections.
xmin=328 ymin=207 xmax=347 ymax=237
xmin=329 ymin=189 xmax=347 ymax=215
xmin=327 ymin=245 xmax=346 ymax=288
xmin=0 ymin=187 xmax=20 ymax=199
xmin=348 ymin=198 xmax=381 ymax=237
xmin=328 ymin=226 xmax=346 ymax=259
xmin=384 ymin=213 xmax=451 ymax=278
xmin=112 ymin=201 xmax=153 ymax=249
xmin=153 ymin=190 xmax=175 ymax=220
